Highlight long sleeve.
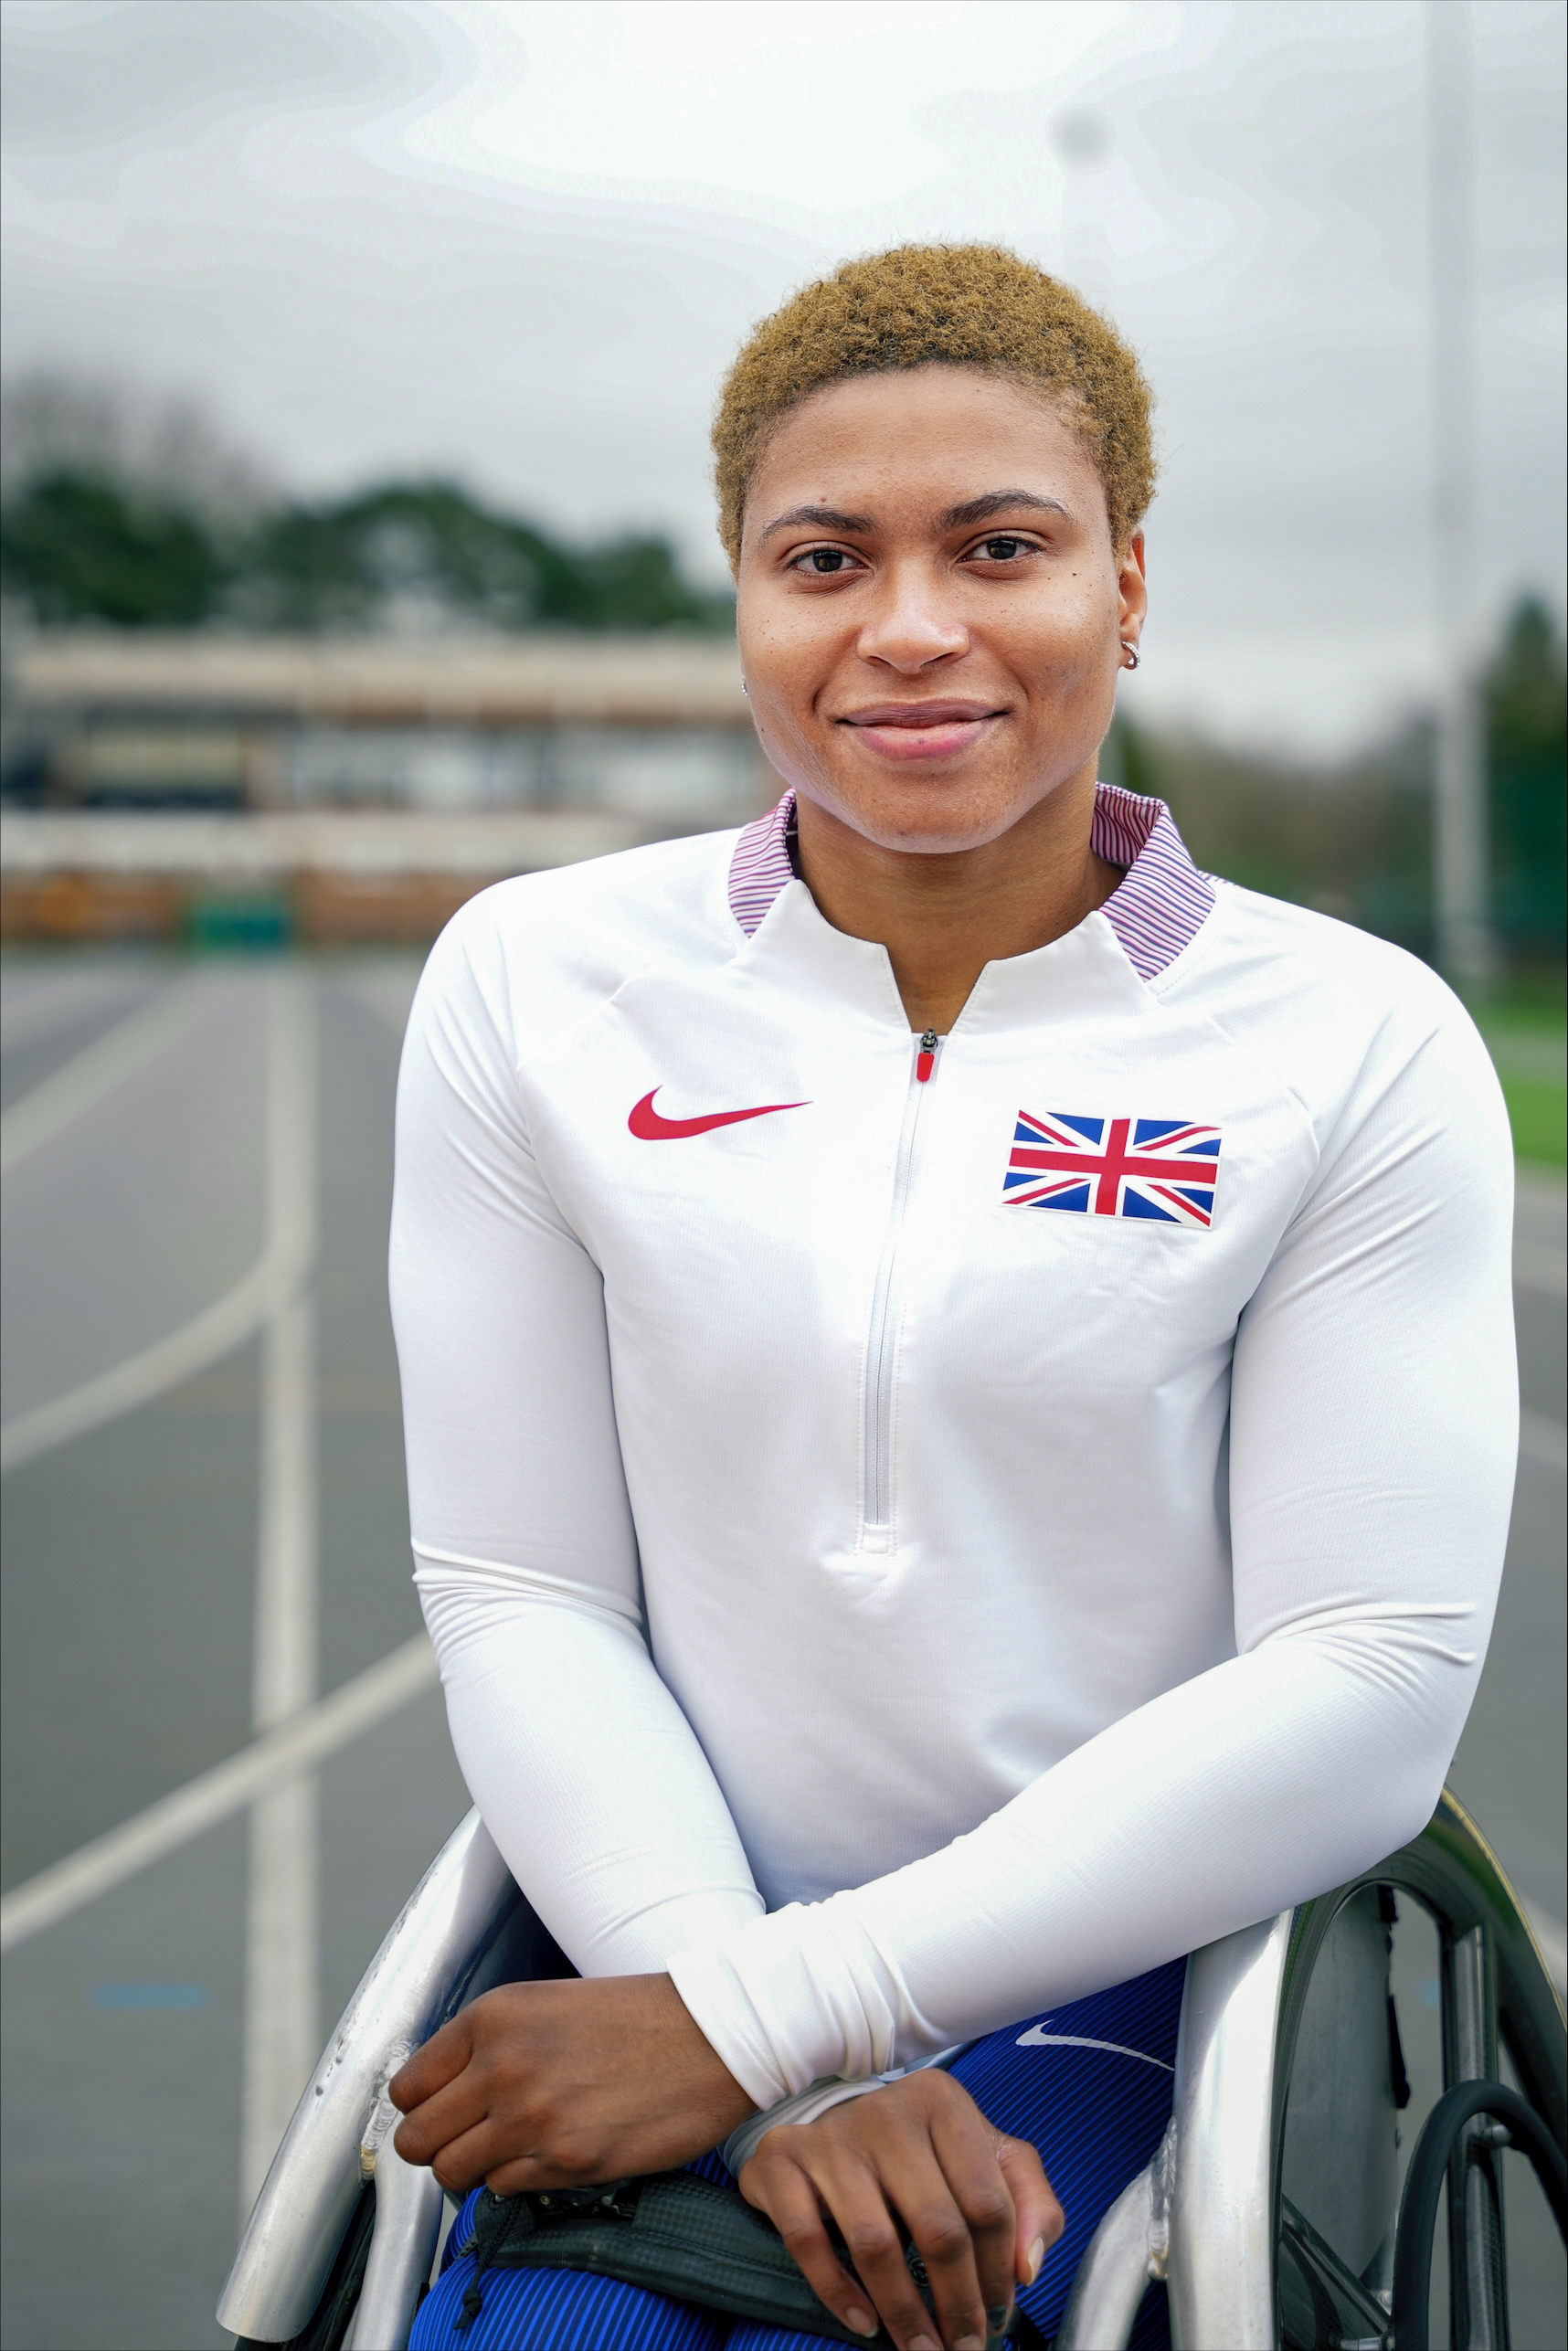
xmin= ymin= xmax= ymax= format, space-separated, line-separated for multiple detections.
xmin=666 ymin=1003 xmax=1518 ymax=2106
xmin=389 ymin=915 xmax=765 ymax=1975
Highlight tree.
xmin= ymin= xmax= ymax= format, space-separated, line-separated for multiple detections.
xmin=0 ymin=470 xmax=227 ymax=627
xmin=1 ymin=468 xmax=733 ymax=635
xmin=236 ymin=481 xmax=730 ymax=632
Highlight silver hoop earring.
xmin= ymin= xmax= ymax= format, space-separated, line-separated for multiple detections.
xmin=1120 ymin=640 xmax=1140 ymax=672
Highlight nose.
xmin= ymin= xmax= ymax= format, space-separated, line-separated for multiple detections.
xmin=854 ymin=561 xmax=969 ymax=672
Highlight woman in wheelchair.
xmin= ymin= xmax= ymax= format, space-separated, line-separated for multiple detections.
xmin=382 ymin=246 xmax=1517 ymax=2351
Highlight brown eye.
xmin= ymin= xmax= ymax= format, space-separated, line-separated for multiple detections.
xmin=807 ymin=549 xmax=849 ymax=573
xmin=980 ymin=535 xmax=1025 ymax=560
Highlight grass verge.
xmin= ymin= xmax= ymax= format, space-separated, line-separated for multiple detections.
xmin=1502 ymin=1075 xmax=1566 ymax=1171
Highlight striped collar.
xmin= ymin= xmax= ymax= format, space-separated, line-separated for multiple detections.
xmin=727 ymin=782 xmax=1214 ymax=983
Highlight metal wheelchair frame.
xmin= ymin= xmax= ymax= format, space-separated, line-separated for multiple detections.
xmin=219 ymin=1789 xmax=1565 ymax=2351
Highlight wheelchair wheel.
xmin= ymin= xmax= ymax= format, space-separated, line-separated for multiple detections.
xmin=1272 ymin=1789 xmax=1566 ymax=2351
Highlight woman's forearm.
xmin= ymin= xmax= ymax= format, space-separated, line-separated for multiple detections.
xmin=418 ymin=1556 xmax=764 ymax=1975
xmin=668 ymin=1604 xmax=1483 ymax=2104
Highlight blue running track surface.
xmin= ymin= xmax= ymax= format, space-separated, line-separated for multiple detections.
xmin=410 ymin=1958 xmax=1185 ymax=2350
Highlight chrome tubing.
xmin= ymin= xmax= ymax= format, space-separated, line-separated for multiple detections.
xmin=345 ymin=2142 xmax=446 ymax=2351
xmin=1166 ymin=1909 xmax=1293 ymax=2351
xmin=1055 ymin=2157 xmax=1159 ymax=2351
xmin=1060 ymin=1912 xmax=1292 ymax=2351
xmin=218 ymin=1808 xmax=519 ymax=2343
xmin=1444 ymin=1922 xmax=1508 ymax=2350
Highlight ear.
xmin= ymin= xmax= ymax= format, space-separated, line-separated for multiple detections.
xmin=1118 ymin=531 xmax=1148 ymax=646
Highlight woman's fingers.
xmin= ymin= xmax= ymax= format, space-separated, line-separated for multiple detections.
xmin=388 ymin=2052 xmax=497 ymax=2170
xmin=744 ymin=2140 xmax=882 ymax=2340
xmin=923 ymin=2096 xmax=1021 ymax=2331
xmin=427 ymin=2118 xmax=512 ymax=2195
xmin=389 ymin=1974 xmax=754 ymax=2188
xmin=740 ymin=2072 xmax=1060 ymax=2351
xmin=388 ymin=2014 xmax=471 ymax=2113
xmin=993 ymin=2132 xmax=1065 ymax=2286
xmin=828 ymin=2154 xmax=963 ymax=2351
xmin=752 ymin=2132 xmax=947 ymax=2350
xmin=745 ymin=2115 xmax=995 ymax=2351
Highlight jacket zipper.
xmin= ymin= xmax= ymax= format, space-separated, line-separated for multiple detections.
xmin=862 ymin=1031 xmax=939 ymax=1545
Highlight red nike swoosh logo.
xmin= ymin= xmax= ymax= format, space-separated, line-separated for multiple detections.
xmin=628 ymin=1088 xmax=808 ymax=1140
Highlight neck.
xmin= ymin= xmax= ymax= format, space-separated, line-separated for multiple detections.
xmin=793 ymin=763 xmax=1122 ymax=1033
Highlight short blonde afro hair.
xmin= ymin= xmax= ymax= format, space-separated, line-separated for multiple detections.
xmin=714 ymin=243 xmax=1155 ymax=568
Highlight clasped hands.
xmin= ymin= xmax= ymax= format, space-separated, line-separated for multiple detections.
xmin=391 ymin=1973 xmax=1063 ymax=2351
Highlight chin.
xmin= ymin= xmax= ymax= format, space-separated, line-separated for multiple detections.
xmin=824 ymin=770 xmax=1045 ymax=858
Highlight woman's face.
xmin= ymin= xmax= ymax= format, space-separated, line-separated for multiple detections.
xmin=736 ymin=365 xmax=1146 ymax=855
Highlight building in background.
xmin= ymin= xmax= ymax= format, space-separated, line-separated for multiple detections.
xmin=0 ymin=630 xmax=772 ymax=945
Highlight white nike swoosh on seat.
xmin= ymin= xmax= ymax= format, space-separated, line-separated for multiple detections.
xmin=1013 ymin=2028 xmax=1174 ymax=2070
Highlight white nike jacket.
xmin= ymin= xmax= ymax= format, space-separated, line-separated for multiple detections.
xmin=389 ymin=786 xmax=1516 ymax=2116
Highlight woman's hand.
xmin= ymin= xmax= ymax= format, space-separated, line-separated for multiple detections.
xmin=389 ymin=1972 xmax=754 ymax=2195
xmin=738 ymin=2071 xmax=1064 ymax=2351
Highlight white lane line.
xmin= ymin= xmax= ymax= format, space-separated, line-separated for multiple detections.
xmin=251 ymin=979 xmax=318 ymax=1742
xmin=0 ymin=972 xmax=219 ymax=1176
xmin=242 ymin=1775 xmax=319 ymax=2218
xmin=0 ymin=1634 xmax=438 ymax=1955
xmin=0 ymin=966 xmax=148 ymax=1057
xmin=242 ymin=970 xmax=322 ymax=2216
xmin=1 ymin=1251 xmax=292 ymax=1473
xmin=0 ymin=979 xmax=318 ymax=1476
xmin=1520 ymin=1411 xmax=1567 ymax=1474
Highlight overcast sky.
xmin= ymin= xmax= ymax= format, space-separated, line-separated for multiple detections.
xmin=3 ymin=0 xmax=1564 ymax=752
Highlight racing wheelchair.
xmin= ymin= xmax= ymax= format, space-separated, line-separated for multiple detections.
xmin=219 ymin=1789 xmax=1565 ymax=2351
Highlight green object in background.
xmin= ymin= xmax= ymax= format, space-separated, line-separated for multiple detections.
xmin=0 ymin=471 xmax=227 ymax=629
xmin=1500 ymin=1075 xmax=1567 ymax=1170
xmin=1488 ymin=600 xmax=1568 ymax=961
xmin=1478 ymin=1006 xmax=1567 ymax=1170
xmin=185 ymin=895 xmax=293 ymax=954
xmin=0 ymin=468 xmax=735 ymax=636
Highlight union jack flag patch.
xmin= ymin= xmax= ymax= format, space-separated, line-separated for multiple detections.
xmin=1003 ymin=1111 xmax=1222 ymax=1226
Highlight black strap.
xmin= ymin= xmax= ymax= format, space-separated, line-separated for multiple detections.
xmin=454 ymin=2190 xmax=531 ymax=2333
xmin=453 ymin=2172 xmax=1060 ymax=2347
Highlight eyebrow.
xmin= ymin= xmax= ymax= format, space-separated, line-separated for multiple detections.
xmin=758 ymin=503 xmax=874 ymax=544
xmin=757 ymin=489 xmax=1070 ymax=545
xmin=941 ymin=490 xmax=1071 ymax=528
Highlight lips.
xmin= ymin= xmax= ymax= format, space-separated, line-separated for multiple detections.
xmin=837 ymin=700 xmax=1005 ymax=763
xmin=842 ymin=701 xmax=1000 ymax=727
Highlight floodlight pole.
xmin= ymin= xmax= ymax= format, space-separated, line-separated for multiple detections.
xmin=1426 ymin=0 xmax=1497 ymax=986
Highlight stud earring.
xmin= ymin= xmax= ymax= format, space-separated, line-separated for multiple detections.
xmin=1120 ymin=640 xmax=1140 ymax=671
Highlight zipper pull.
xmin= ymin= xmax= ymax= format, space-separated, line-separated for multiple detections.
xmin=916 ymin=1030 xmax=938 ymax=1084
